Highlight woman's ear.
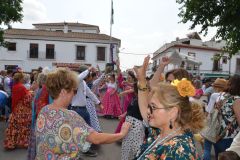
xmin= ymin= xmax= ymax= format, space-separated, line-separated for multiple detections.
xmin=169 ymin=106 xmax=179 ymax=121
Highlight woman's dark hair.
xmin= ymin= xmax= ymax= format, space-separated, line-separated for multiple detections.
xmin=128 ymin=71 xmax=137 ymax=82
xmin=110 ymin=73 xmax=115 ymax=81
xmin=228 ymin=74 xmax=240 ymax=96
xmin=133 ymin=82 xmax=138 ymax=95
xmin=172 ymin=68 xmax=191 ymax=81
xmin=91 ymin=72 xmax=97 ymax=78
xmin=165 ymin=68 xmax=191 ymax=81
xmin=165 ymin=70 xmax=174 ymax=80
xmin=218 ymin=151 xmax=240 ymax=160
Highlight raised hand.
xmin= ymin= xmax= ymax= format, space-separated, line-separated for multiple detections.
xmin=160 ymin=56 xmax=171 ymax=67
xmin=96 ymin=65 xmax=100 ymax=72
xmin=133 ymin=55 xmax=150 ymax=82
xmin=115 ymin=59 xmax=120 ymax=67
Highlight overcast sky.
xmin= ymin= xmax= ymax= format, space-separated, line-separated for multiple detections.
xmin=11 ymin=0 xmax=216 ymax=70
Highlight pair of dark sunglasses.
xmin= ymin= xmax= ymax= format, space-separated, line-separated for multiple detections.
xmin=147 ymin=104 xmax=174 ymax=114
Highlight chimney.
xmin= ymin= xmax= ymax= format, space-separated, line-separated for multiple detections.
xmin=176 ymin=37 xmax=180 ymax=41
xmin=63 ymin=22 xmax=68 ymax=33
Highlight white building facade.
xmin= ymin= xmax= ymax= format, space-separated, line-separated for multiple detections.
xmin=152 ymin=32 xmax=240 ymax=78
xmin=0 ymin=22 xmax=121 ymax=72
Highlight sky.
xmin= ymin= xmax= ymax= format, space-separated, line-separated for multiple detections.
xmin=10 ymin=0 xmax=217 ymax=70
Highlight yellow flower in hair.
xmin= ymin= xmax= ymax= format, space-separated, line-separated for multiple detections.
xmin=171 ymin=79 xmax=180 ymax=86
xmin=171 ymin=78 xmax=195 ymax=97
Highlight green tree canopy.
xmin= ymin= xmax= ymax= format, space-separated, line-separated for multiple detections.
xmin=177 ymin=0 xmax=240 ymax=57
xmin=0 ymin=0 xmax=23 ymax=46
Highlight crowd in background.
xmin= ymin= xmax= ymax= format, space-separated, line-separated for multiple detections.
xmin=0 ymin=56 xmax=240 ymax=160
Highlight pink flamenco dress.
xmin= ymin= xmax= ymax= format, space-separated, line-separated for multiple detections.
xmin=102 ymin=82 xmax=122 ymax=118
xmin=115 ymin=73 xmax=134 ymax=133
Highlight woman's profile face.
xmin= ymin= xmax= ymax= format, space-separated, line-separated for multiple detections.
xmin=127 ymin=75 xmax=133 ymax=83
xmin=147 ymin=95 xmax=171 ymax=129
xmin=166 ymin=73 xmax=175 ymax=83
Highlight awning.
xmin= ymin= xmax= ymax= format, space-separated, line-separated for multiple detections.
xmin=165 ymin=51 xmax=201 ymax=66
xmin=204 ymin=73 xmax=230 ymax=78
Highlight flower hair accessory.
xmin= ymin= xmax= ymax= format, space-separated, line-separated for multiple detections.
xmin=171 ymin=78 xmax=195 ymax=97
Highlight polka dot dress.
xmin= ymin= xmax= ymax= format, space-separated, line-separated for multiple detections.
xmin=121 ymin=115 xmax=145 ymax=160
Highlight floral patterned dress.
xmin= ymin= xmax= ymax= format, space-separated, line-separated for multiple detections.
xmin=135 ymin=127 xmax=200 ymax=160
xmin=35 ymin=106 xmax=94 ymax=160
xmin=4 ymin=83 xmax=32 ymax=149
xmin=219 ymin=94 xmax=240 ymax=139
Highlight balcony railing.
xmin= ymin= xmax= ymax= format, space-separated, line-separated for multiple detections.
xmin=27 ymin=51 xmax=56 ymax=60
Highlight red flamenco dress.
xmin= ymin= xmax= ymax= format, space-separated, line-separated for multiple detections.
xmin=102 ymin=82 xmax=122 ymax=118
xmin=4 ymin=82 xmax=32 ymax=149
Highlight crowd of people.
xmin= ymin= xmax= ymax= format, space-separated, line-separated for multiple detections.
xmin=0 ymin=56 xmax=240 ymax=160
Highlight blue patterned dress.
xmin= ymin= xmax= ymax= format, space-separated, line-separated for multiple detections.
xmin=35 ymin=106 xmax=94 ymax=160
xmin=135 ymin=127 xmax=200 ymax=160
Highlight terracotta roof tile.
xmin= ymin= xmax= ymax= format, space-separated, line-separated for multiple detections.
xmin=4 ymin=29 xmax=120 ymax=42
xmin=153 ymin=43 xmax=222 ymax=58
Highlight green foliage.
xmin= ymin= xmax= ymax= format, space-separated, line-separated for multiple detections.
xmin=0 ymin=0 xmax=23 ymax=46
xmin=177 ymin=0 xmax=240 ymax=57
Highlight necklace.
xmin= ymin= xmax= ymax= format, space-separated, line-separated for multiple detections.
xmin=137 ymin=127 xmax=181 ymax=160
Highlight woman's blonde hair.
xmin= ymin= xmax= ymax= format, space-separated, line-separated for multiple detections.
xmin=46 ymin=68 xmax=78 ymax=99
xmin=23 ymin=73 xmax=31 ymax=84
xmin=13 ymin=72 xmax=24 ymax=83
xmin=151 ymin=83 xmax=205 ymax=132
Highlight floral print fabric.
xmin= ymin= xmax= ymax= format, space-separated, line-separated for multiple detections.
xmin=135 ymin=127 xmax=200 ymax=160
xmin=219 ymin=94 xmax=240 ymax=139
xmin=4 ymin=93 xmax=32 ymax=149
xmin=35 ymin=106 xmax=94 ymax=160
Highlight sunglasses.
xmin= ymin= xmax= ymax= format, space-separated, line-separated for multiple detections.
xmin=148 ymin=104 xmax=174 ymax=114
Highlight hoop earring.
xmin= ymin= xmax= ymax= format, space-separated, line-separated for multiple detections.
xmin=169 ymin=120 xmax=173 ymax=129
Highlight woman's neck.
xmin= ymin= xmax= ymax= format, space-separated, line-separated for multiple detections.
xmin=49 ymin=99 xmax=67 ymax=110
xmin=159 ymin=124 xmax=182 ymax=138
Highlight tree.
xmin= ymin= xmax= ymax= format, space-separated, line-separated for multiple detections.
xmin=0 ymin=0 xmax=23 ymax=46
xmin=177 ymin=0 xmax=240 ymax=57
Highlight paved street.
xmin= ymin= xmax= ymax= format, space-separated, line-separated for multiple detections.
xmin=0 ymin=116 xmax=210 ymax=160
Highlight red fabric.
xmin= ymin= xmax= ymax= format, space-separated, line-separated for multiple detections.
xmin=102 ymin=88 xmax=122 ymax=117
xmin=115 ymin=116 xmax=126 ymax=133
xmin=34 ymin=85 xmax=49 ymax=117
xmin=11 ymin=82 xmax=28 ymax=112
xmin=117 ymin=73 xmax=124 ymax=89
xmin=4 ymin=93 xmax=32 ymax=149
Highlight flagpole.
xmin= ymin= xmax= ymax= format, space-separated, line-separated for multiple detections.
xmin=110 ymin=0 xmax=113 ymax=63
xmin=110 ymin=0 xmax=113 ymax=38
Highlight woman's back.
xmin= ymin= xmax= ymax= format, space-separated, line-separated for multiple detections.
xmin=35 ymin=106 xmax=93 ymax=160
xmin=220 ymin=94 xmax=240 ymax=139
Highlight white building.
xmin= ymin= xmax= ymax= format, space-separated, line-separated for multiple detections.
xmin=152 ymin=32 xmax=240 ymax=78
xmin=0 ymin=22 xmax=121 ymax=72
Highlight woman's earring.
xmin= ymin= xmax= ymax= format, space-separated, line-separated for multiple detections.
xmin=169 ymin=120 xmax=173 ymax=129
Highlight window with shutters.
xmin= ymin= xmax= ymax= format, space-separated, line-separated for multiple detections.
xmin=46 ymin=44 xmax=55 ymax=59
xmin=7 ymin=42 xmax=16 ymax=51
xmin=30 ymin=43 xmax=38 ymax=58
xmin=97 ymin=47 xmax=105 ymax=61
xmin=76 ymin=46 xmax=85 ymax=60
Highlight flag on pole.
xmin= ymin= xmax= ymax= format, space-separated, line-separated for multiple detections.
xmin=110 ymin=43 xmax=114 ymax=63
xmin=110 ymin=0 xmax=114 ymax=25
